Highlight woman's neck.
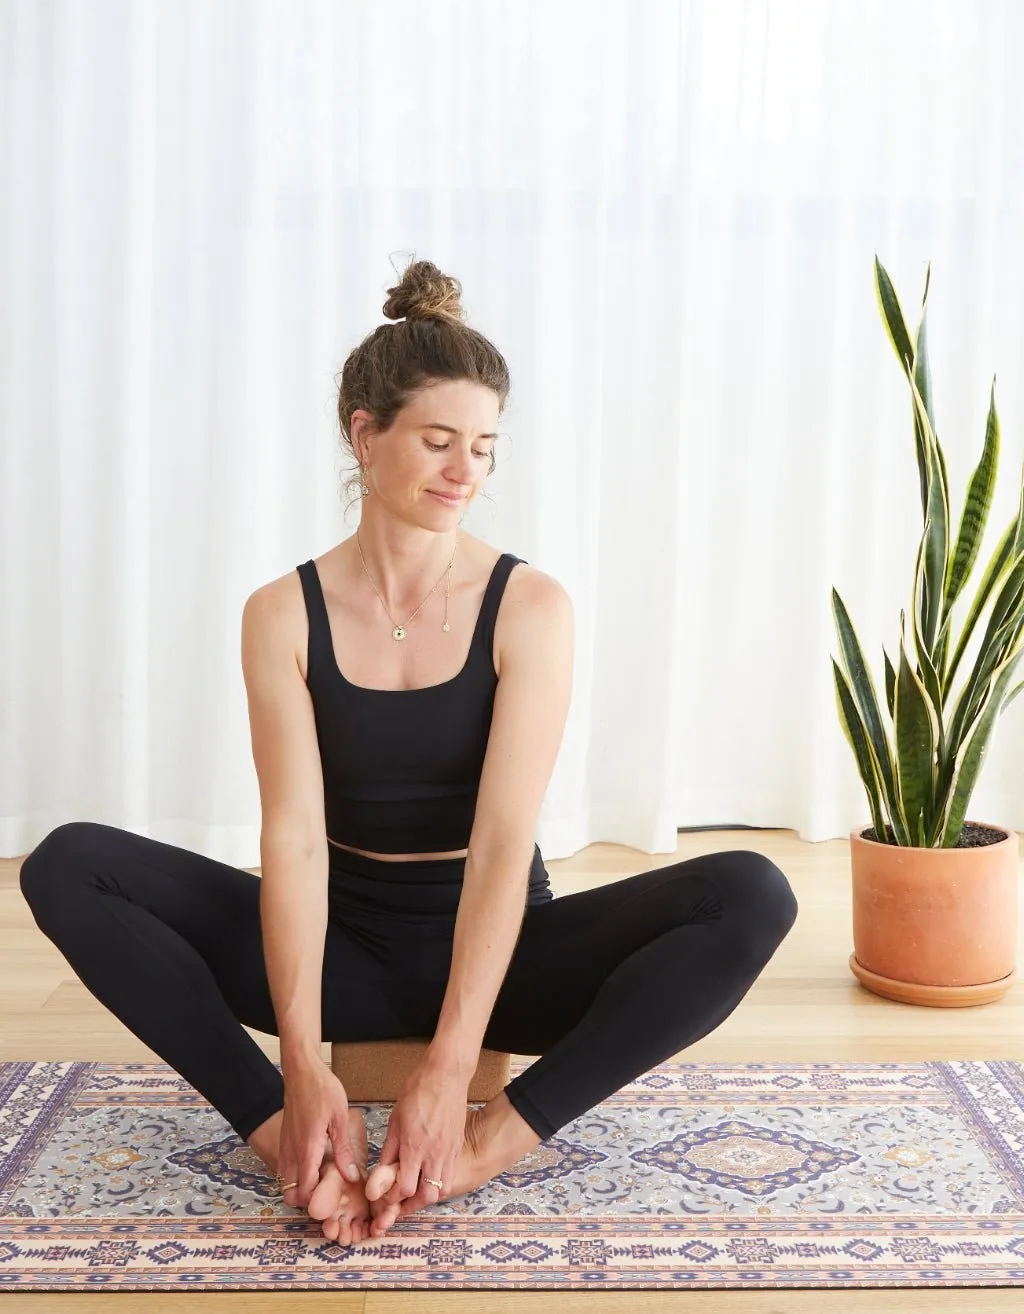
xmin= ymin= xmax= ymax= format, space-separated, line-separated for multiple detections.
xmin=349 ymin=518 xmax=463 ymax=614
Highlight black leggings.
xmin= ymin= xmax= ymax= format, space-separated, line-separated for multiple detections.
xmin=18 ymin=822 xmax=797 ymax=1144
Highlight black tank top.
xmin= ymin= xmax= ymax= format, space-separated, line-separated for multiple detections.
xmin=296 ymin=550 xmax=540 ymax=858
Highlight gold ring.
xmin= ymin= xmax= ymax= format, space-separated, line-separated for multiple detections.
xmin=279 ymin=1180 xmax=299 ymax=1192
xmin=423 ymin=1177 xmax=443 ymax=1191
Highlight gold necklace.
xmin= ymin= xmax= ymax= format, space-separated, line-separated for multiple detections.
xmin=356 ymin=530 xmax=460 ymax=641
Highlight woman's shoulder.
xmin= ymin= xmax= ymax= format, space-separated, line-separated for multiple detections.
xmin=241 ymin=563 xmax=318 ymax=681
xmin=494 ymin=556 xmax=573 ymax=679
xmin=502 ymin=557 xmax=568 ymax=606
xmin=440 ymin=530 xmax=567 ymax=610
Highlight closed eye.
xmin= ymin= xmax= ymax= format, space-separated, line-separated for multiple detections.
xmin=424 ymin=440 xmax=490 ymax=458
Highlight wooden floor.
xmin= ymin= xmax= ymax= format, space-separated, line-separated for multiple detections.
xmin=3 ymin=826 xmax=1023 ymax=1313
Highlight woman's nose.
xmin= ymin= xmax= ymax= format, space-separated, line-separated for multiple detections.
xmin=447 ymin=453 xmax=475 ymax=485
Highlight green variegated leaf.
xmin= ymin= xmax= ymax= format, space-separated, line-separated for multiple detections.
xmin=875 ymin=256 xmax=930 ymax=519
xmin=943 ymin=516 xmax=1019 ymax=699
xmin=950 ymin=549 xmax=1024 ymax=743
xmin=943 ymin=555 xmax=1024 ymax=769
xmin=921 ymin=281 xmax=949 ymax=543
xmin=946 ymin=378 xmax=1000 ymax=611
xmin=1001 ymin=565 xmax=1024 ymax=636
xmin=833 ymin=658 xmax=890 ymax=842
xmin=874 ymin=256 xmax=916 ymax=375
xmin=930 ymin=783 xmax=951 ymax=846
xmin=913 ymin=278 xmax=938 ymax=512
xmin=934 ymin=614 xmax=953 ymax=689
xmin=1009 ymin=602 xmax=1024 ymax=653
xmin=895 ymin=627 xmax=939 ymax=847
xmin=911 ymin=519 xmax=944 ymax=726
xmin=1014 ymin=460 xmax=1024 ymax=559
xmin=936 ymin=436 xmax=951 ymax=551
xmin=883 ymin=646 xmax=897 ymax=719
xmin=907 ymin=369 xmax=951 ymax=652
xmin=913 ymin=274 xmax=940 ymax=525
xmin=832 ymin=587 xmax=911 ymax=844
xmin=913 ymin=267 xmax=934 ymax=429
xmin=939 ymin=644 xmax=1024 ymax=846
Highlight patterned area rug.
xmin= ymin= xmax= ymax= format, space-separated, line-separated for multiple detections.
xmin=3 ymin=1059 xmax=1024 ymax=1290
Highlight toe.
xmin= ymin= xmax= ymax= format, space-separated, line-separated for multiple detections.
xmin=307 ymin=1158 xmax=347 ymax=1222
xmin=364 ymin=1160 xmax=399 ymax=1202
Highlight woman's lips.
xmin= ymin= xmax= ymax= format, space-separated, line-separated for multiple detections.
xmin=429 ymin=491 xmax=464 ymax=506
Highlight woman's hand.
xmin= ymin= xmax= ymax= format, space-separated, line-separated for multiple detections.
xmin=277 ymin=1060 xmax=363 ymax=1211
xmin=368 ymin=1060 xmax=468 ymax=1227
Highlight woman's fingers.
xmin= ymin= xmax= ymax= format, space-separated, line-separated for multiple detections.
xmin=329 ymin=1125 xmax=361 ymax=1183
xmin=380 ymin=1153 xmax=449 ymax=1208
xmin=371 ymin=1169 xmax=448 ymax=1236
xmin=393 ymin=1152 xmax=422 ymax=1202
xmin=298 ymin=1142 xmax=327 ymax=1208
xmin=278 ymin=1153 xmax=302 ymax=1205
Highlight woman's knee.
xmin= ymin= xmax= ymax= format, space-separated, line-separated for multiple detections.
xmin=709 ymin=851 xmax=798 ymax=945
xmin=19 ymin=821 xmax=113 ymax=912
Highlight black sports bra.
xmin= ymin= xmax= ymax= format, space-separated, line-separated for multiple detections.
xmin=295 ymin=551 xmax=524 ymax=854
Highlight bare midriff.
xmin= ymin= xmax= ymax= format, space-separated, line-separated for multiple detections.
xmin=326 ymin=835 xmax=469 ymax=863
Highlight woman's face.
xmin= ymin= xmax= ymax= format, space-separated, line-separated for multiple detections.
xmin=352 ymin=379 xmax=499 ymax=526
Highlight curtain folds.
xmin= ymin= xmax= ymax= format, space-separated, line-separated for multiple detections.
xmin=3 ymin=0 xmax=1022 ymax=865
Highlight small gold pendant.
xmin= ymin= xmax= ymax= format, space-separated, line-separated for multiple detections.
xmin=392 ymin=626 xmax=406 ymax=641
xmin=442 ymin=622 xmax=450 ymax=632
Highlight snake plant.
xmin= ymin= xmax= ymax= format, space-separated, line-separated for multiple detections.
xmin=831 ymin=257 xmax=1024 ymax=847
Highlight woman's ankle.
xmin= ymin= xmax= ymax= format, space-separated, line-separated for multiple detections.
xmin=472 ymin=1092 xmax=542 ymax=1170
xmin=247 ymin=1109 xmax=284 ymax=1176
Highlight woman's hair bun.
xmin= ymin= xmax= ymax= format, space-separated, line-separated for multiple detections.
xmin=383 ymin=256 xmax=466 ymax=324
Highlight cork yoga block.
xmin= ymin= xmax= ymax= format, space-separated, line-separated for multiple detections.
xmin=329 ymin=1038 xmax=511 ymax=1103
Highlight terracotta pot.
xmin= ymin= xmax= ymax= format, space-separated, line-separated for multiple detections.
xmin=849 ymin=821 xmax=1020 ymax=1007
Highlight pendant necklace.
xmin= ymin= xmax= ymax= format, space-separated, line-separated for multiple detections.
xmin=356 ymin=529 xmax=460 ymax=641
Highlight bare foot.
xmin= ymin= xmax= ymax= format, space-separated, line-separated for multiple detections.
xmin=305 ymin=1108 xmax=371 ymax=1246
xmin=364 ymin=1159 xmax=401 ymax=1238
xmin=248 ymin=1105 xmax=372 ymax=1244
xmin=363 ymin=1094 xmax=541 ymax=1236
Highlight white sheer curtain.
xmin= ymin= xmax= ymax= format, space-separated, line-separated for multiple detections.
xmin=3 ymin=0 xmax=1023 ymax=866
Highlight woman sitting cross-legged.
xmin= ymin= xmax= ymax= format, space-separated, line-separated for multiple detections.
xmin=19 ymin=257 xmax=798 ymax=1246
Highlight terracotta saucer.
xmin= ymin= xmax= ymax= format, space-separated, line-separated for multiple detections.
xmin=849 ymin=954 xmax=1018 ymax=1007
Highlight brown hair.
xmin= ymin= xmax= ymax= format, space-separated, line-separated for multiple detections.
xmin=336 ymin=255 xmax=511 ymax=508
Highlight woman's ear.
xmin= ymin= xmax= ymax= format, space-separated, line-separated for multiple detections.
xmin=350 ymin=411 xmax=370 ymax=466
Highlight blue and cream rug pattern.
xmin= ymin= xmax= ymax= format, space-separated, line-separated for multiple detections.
xmin=3 ymin=1059 xmax=1024 ymax=1290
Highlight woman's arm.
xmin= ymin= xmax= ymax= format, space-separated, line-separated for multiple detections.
xmin=259 ymin=838 xmax=329 ymax=1075
xmin=424 ymin=567 xmax=575 ymax=1077
xmin=241 ymin=581 xmax=332 ymax=1076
